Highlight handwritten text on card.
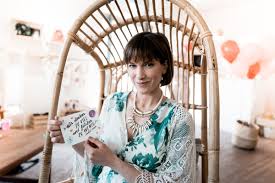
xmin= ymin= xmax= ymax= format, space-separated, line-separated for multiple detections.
xmin=60 ymin=109 xmax=100 ymax=145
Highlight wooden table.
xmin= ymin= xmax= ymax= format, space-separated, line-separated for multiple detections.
xmin=0 ymin=126 xmax=46 ymax=176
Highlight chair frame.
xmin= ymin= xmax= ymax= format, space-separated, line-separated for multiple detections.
xmin=39 ymin=0 xmax=220 ymax=182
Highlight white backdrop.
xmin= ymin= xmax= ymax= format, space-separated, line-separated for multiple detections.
xmin=0 ymin=0 xmax=274 ymax=132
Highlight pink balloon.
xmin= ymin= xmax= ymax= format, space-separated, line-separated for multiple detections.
xmin=221 ymin=40 xmax=240 ymax=63
xmin=184 ymin=42 xmax=193 ymax=51
xmin=230 ymin=58 xmax=249 ymax=78
xmin=260 ymin=59 xmax=275 ymax=79
xmin=230 ymin=43 xmax=268 ymax=79
xmin=238 ymin=43 xmax=265 ymax=66
xmin=259 ymin=37 xmax=275 ymax=61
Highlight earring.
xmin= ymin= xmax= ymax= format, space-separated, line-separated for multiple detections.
xmin=160 ymin=76 xmax=164 ymax=84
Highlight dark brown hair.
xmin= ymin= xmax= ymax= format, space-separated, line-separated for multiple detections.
xmin=124 ymin=32 xmax=173 ymax=86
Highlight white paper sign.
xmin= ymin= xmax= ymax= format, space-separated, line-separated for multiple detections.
xmin=60 ymin=109 xmax=101 ymax=145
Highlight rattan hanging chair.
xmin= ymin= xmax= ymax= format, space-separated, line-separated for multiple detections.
xmin=39 ymin=0 xmax=220 ymax=182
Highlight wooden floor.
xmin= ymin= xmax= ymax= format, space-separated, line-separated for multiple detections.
xmin=219 ymin=131 xmax=275 ymax=183
xmin=5 ymin=130 xmax=275 ymax=183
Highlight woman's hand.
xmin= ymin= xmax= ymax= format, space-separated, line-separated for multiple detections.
xmin=85 ymin=138 xmax=141 ymax=183
xmin=84 ymin=137 xmax=118 ymax=167
xmin=47 ymin=116 xmax=64 ymax=143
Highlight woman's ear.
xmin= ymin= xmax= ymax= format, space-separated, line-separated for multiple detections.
xmin=162 ymin=61 xmax=168 ymax=75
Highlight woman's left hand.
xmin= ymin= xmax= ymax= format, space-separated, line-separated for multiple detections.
xmin=84 ymin=137 xmax=117 ymax=167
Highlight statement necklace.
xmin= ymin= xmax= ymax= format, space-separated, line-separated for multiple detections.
xmin=128 ymin=92 xmax=163 ymax=136
xmin=133 ymin=92 xmax=164 ymax=117
xmin=127 ymin=108 xmax=152 ymax=136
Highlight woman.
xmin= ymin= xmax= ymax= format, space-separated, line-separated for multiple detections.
xmin=48 ymin=32 xmax=196 ymax=183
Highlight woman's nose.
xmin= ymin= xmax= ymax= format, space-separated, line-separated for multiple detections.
xmin=136 ymin=67 xmax=145 ymax=79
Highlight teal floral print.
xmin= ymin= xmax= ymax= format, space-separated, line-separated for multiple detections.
xmin=110 ymin=92 xmax=127 ymax=112
xmin=107 ymin=170 xmax=118 ymax=182
xmin=150 ymin=107 xmax=176 ymax=151
xmin=132 ymin=153 xmax=160 ymax=172
xmin=91 ymin=165 xmax=103 ymax=177
xmin=84 ymin=92 xmax=195 ymax=183
xmin=125 ymin=136 xmax=146 ymax=151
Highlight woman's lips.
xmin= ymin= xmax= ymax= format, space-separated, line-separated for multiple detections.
xmin=136 ymin=81 xmax=149 ymax=85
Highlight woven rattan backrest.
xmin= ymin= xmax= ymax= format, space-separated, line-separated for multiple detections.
xmin=39 ymin=1 xmax=220 ymax=183
xmin=71 ymin=0 xmax=203 ymax=103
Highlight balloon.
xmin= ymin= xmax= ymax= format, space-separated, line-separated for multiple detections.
xmin=259 ymin=37 xmax=275 ymax=61
xmin=184 ymin=42 xmax=193 ymax=51
xmin=230 ymin=43 xmax=267 ymax=79
xmin=260 ymin=59 xmax=275 ymax=79
xmin=247 ymin=62 xmax=261 ymax=79
xmin=221 ymin=40 xmax=240 ymax=63
xmin=238 ymin=43 xmax=265 ymax=66
xmin=230 ymin=58 xmax=249 ymax=78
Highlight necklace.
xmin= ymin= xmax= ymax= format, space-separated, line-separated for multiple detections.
xmin=127 ymin=91 xmax=164 ymax=136
xmin=127 ymin=108 xmax=152 ymax=136
xmin=133 ymin=91 xmax=164 ymax=117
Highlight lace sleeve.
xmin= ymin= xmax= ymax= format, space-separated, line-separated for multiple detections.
xmin=135 ymin=106 xmax=196 ymax=183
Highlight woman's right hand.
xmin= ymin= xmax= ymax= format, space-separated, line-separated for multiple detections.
xmin=47 ymin=116 xmax=64 ymax=143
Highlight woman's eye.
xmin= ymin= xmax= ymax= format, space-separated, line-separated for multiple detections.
xmin=128 ymin=64 xmax=136 ymax=68
xmin=145 ymin=63 xmax=154 ymax=67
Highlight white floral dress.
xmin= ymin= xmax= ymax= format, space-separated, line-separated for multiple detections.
xmin=86 ymin=92 xmax=196 ymax=183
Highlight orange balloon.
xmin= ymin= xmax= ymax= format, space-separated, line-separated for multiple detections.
xmin=247 ymin=62 xmax=261 ymax=79
xmin=184 ymin=42 xmax=193 ymax=51
xmin=221 ymin=40 xmax=240 ymax=63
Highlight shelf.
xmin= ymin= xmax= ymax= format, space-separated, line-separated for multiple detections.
xmin=11 ymin=18 xmax=42 ymax=41
xmin=7 ymin=18 xmax=90 ymax=61
xmin=41 ymin=41 xmax=90 ymax=61
xmin=256 ymin=117 xmax=275 ymax=139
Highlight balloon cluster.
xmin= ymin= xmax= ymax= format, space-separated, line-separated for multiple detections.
xmin=221 ymin=39 xmax=275 ymax=79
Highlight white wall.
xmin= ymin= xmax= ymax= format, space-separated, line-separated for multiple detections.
xmin=192 ymin=0 xmax=275 ymax=40
xmin=189 ymin=0 xmax=275 ymax=132
xmin=0 ymin=0 xmax=275 ymax=132
xmin=0 ymin=0 xmax=99 ymax=116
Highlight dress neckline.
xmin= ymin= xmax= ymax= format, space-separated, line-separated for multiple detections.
xmin=123 ymin=91 xmax=168 ymax=143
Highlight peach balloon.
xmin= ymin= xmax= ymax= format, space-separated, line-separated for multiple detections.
xmin=221 ymin=40 xmax=240 ymax=63
xmin=230 ymin=58 xmax=249 ymax=78
xmin=238 ymin=44 xmax=265 ymax=66
xmin=260 ymin=59 xmax=275 ymax=79
xmin=247 ymin=62 xmax=261 ymax=79
xmin=184 ymin=42 xmax=193 ymax=51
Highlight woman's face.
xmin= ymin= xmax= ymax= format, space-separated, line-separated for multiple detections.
xmin=127 ymin=59 xmax=166 ymax=95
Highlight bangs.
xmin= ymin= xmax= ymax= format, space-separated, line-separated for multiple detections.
xmin=124 ymin=34 xmax=165 ymax=64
